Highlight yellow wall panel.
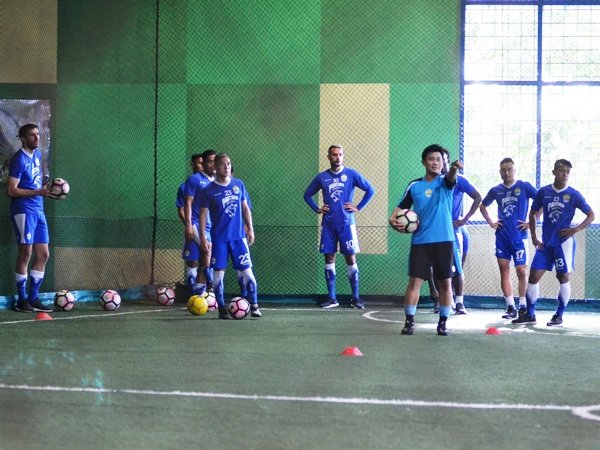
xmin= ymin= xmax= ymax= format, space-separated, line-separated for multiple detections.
xmin=319 ymin=84 xmax=389 ymax=254
xmin=0 ymin=0 xmax=57 ymax=83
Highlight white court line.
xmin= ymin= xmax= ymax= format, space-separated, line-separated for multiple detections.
xmin=362 ymin=310 xmax=600 ymax=338
xmin=0 ymin=307 xmax=185 ymax=325
xmin=0 ymin=382 xmax=598 ymax=422
xmin=0 ymin=306 xmax=341 ymax=325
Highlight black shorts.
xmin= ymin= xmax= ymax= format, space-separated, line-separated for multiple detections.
xmin=408 ymin=241 xmax=455 ymax=280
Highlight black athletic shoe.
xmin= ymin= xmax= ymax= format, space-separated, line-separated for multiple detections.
xmin=14 ymin=300 xmax=35 ymax=313
xmin=31 ymin=299 xmax=53 ymax=312
xmin=320 ymin=299 xmax=339 ymax=309
xmin=437 ymin=318 xmax=449 ymax=336
xmin=454 ymin=302 xmax=468 ymax=315
xmin=218 ymin=306 xmax=231 ymax=320
xmin=350 ymin=298 xmax=365 ymax=310
xmin=502 ymin=305 xmax=518 ymax=319
xmin=401 ymin=320 xmax=415 ymax=335
xmin=511 ymin=312 xmax=536 ymax=325
xmin=547 ymin=314 xmax=563 ymax=327
xmin=250 ymin=305 xmax=262 ymax=318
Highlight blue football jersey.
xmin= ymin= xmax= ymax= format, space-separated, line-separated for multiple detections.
xmin=199 ymin=177 xmax=249 ymax=243
xmin=482 ymin=180 xmax=537 ymax=241
xmin=8 ymin=148 xmax=44 ymax=214
xmin=303 ymin=167 xmax=375 ymax=226
xmin=398 ymin=175 xmax=455 ymax=244
xmin=532 ymin=184 xmax=592 ymax=247
xmin=184 ymin=172 xmax=214 ymax=229
xmin=451 ymin=175 xmax=477 ymax=223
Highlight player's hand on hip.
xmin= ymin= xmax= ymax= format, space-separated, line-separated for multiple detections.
xmin=559 ymin=227 xmax=576 ymax=239
xmin=317 ymin=204 xmax=329 ymax=214
xmin=343 ymin=202 xmax=358 ymax=213
xmin=516 ymin=220 xmax=528 ymax=231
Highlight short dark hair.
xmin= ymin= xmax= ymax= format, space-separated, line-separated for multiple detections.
xmin=18 ymin=123 xmax=38 ymax=138
xmin=328 ymin=144 xmax=343 ymax=154
xmin=421 ymin=144 xmax=446 ymax=161
xmin=190 ymin=154 xmax=202 ymax=163
xmin=500 ymin=157 xmax=514 ymax=165
xmin=201 ymin=149 xmax=217 ymax=160
xmin=554 ymin=159 xmax=572 ymax=169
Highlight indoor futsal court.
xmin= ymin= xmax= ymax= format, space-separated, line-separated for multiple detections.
xmin=2 ymin=0 xmax=600 ymax=449
xmin=2 ymin=301 xmax=600 ymax=449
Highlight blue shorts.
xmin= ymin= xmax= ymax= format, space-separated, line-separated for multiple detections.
xmin=320 ymin=223 xmax=359 ymax=255
xmin=454 ymin=226 xmax=470 ymax=259
xmin=452 ymin=242 xmax=463 ymax=277
xmin=495 ymin=235 xmax=529 ymax=266
xmin=530 ymin=238 xmax=575 ymax=274
xmin=11 ymin=211 xmax=49 ymax=245
xmin=211 ymin=238 xmax=252 ymax=270
xmin=182 ymin=222 xmax=211 ymax=261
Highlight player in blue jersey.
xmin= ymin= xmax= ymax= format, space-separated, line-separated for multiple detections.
xmin=480 ymin=158 xmax=537 ymax=319
xmin=177 ymin=153 xmax=203 ymax=295
xmin=199 ymin=153 xmax=260 ymax=319
xmin=511 ymin=159 xmax=594 ymax=326
xmin=184 ymin=149 xmax=217 ymax=296
xmin=303 ymin=144 xmax=375 ymax=310
xmin=232 ymin=164 xmax=253 ymax=299
xmin=442 ymin=149 xmax=481 ymax=315
xmin=7 ymin=124 xmax=55 ymax=313
xmin=389 ymin=144 xmax=463 ymax=336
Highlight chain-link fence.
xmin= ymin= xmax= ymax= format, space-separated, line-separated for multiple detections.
xmin=1 ymin=0 xmax=598 ymax=304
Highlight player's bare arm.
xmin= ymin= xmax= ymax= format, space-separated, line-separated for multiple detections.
xmin=7 ymin=176 xmax=52 ymax=198
xmin=446 ymin=160 xmax=463 ymax=184
xmin=529 ymin=208 xmax=543 ymax=249
xmin=184 ymin=195 xmax=195 ymax=241
xmin=479 ymin=203 xmax=501 ymax=229
xmin=199 ymin=207 xmax=210 ymax=253
xmin=455 ymin=188 xmax=481 ymax=228
xmin=242 ymin=201 xmax=255 ymax=246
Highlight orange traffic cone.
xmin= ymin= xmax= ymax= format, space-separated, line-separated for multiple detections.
xmin=35 ymin=312 xmax=53 ymax=321
xmin=340 ymin=346 xmax=363 ymax=356
xmin=485 ymin=327 xmax=502 ymax=335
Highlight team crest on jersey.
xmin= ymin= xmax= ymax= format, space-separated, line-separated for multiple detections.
xmin=341 ymin=174 xmax=347 ymax=182
xmin=514 ymin=188 xmax=521 ymax=196
xmin=563 ymin=193 xmax=571 ymax=203
xmin=233 ymin=185 xmax=240 ymax=195
xmin=425 ymin=188 xmax=433 ymax=198
xmin=222 ymin=192 xmax=239 ymax=217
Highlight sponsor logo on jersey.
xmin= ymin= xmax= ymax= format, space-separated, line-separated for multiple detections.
xmin=329 ymin=181 xmax=344 ymax=202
